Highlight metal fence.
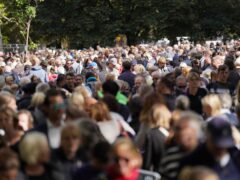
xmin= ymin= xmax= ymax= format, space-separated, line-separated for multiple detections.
xmin=2 ymin=44 xmax=26 ymax=53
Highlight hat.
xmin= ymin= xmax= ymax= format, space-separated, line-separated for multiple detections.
xmin=109 ymin=58 xmax=118 ymax=66
xmin=87 ymin=62 xmax=98 ymax=69
xmin=207 ymin=116 xmax=234 ymax=148
xmin=0 ymin=61 xmax=6 ymax=67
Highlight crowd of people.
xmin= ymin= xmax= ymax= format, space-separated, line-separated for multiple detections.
xmin=0 ymin=41 xmax=240 ymax=180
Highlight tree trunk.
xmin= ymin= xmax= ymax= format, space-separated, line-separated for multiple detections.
xmin=25 ymin=19 xmax=31 ymax=53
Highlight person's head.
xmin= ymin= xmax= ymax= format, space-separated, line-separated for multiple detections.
xmin=68 ymin=93 xmax=85 ymax=109
xmin=158 ymin=57 xmax=167 ymax=68
xmin=78 ymin=118 xmax=106 ymax=150
xmin=174 ymin=112 xmax=202 ymax=151
xmin=66 ymin=72 xmax=75 ymax=86
xmin=30 ymin=56 xmax=40 ymax=66
xmin=89 ymin=101 xmax=111 ymax=122
xmin=0 ymin=148 xmax=19 ymax=180
xmin=206 ymin=117 xmax=235 ymax=159
xmin=56 ymin=74 xmax=66 ymax=88
xmin=65 ymin=59 xmax=72 ymax=68
xmin=217 ymin=65 xmax=229 ymax=83
xmin=218 ymin=93 xmax=232 ymax=109
xmin=175 ymin=95 xmax=190 ymax=110
xmin=112 ymin=138 xmax=142 ymax=177
xmin=36 ymin=83 xmax=50 ymax=94
xmin=0 ymin=107 xmax=17 ymax=134
xmin=0 ymin=92 xmax=17 ymax=112
xmin=187 ymin=72 xmax=200 ymax=89
xmin=65 ymin=105 xmax=88 ymax=122
xmin=102 ymin=80 xmax=119 ymax=96
xmin=151 ymin=71 xmax=161 ymax=86
xmin=134 ymin=75 xmax=146 ymax=90
xmin=149 ymin=103 xmax=171 ymax=129
xmin=60 ymin=123 xmax=80 ymax=157
xmin=75 ymin=74 xmax=83 ymax=87
xmin=202 ymin=94 xmax=222 ymax=118
xmin=108 ymin=58 xmax=117 ymax=70
xmin=122 ymin=61 xmax=132 ymax=71
xmin=90 ymin=141 xmax=111 ymax=169
xmin=17 ymin=110 xmax=33 ymax=132
xmin=212 ymin=55 xmax=223 ymax=69
xmin=179 ymin=166 xmax=219 ymax=180
xmin=5 ymin=75 xmax=14 ymax=86
xmin=156 ymin=74 xmax=175 ymax=94
xmin=176 ymin=75 xmax=187 ymax=91
xmin=43 ymin=89 xmax=65 ymax=124
xmin=19 ymin=132 xmax=50 ymax=165
xmin=134 ymin=64 xmax=145 ymax=74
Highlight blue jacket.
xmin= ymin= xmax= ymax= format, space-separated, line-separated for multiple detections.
xmin=30 ymin=66 xmax=49 ymax=83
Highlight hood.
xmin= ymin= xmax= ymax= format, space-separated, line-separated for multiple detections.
xmin=31 ymin=65 xmax=42 ymax=71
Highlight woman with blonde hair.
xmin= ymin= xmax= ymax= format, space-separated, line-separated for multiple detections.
xmin=107 ymin=138 xmax=143 ymax=179
xmin=142 ymin=103 xmax=171 ymax=171
xmin=202 ymin=94 xmax=222 ymax=121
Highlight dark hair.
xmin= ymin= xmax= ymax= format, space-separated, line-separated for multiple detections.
xmin=44 ymin=89 xmax=63 ymax=106
xmin=56 ymin=74 xmax=66 ymax=86
xmin=66 ymin=105 xmax=88 ymax=120
xmin=122 ymin=61 xmax=132 ymax=71
xmin=218 ymin=64 xmax=229 ymax=73
xmin=160 ymin=75 xmax=175 ymax=92
xmin=91 ymin=141 xmax=111 ymax=164
xmin=102 ymin=94 xmax=120 ymax=112
xmin=85 ymin=72 xmax=96 ymax=81
xmin=0 ymin=148 xmax=19 ymax=173
xmin=78 ymin=118 xmax=106 ymax=150
xmin=102 ymin=80 xmax=119 ymax=96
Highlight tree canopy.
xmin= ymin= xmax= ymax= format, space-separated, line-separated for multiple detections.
xmin=1 ymin=0 xmax=240 ymax=48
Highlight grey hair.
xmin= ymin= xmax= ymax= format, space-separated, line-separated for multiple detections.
xmin=175 ymin=95 xmax=190 ymax=110
xmin=36 ymin=83 xmax=50 ymax=93
xmin=179 ymin=111 xmax=204 ymax=140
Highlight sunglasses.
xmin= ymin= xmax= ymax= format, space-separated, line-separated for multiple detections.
xmin=52 ymin=103 xmax=66 ymax=110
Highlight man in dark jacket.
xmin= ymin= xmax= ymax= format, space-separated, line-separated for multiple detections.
xmin=118 ymin=61 xmax=136 ymax=90
xmin=180 ymin=117 xmax=240 ymax=180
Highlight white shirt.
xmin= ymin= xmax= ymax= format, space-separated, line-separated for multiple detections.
xmin=47 ymin=120 xmax=64 ymax=149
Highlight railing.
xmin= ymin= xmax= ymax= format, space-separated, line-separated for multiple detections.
xmin=2 ymin=44 xmax=26 ymax=53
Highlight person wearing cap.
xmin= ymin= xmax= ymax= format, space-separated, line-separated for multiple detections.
xmin=180 ymin=117 xmax=240 ymax=180
xmin=107 ymin=57 xmax=119 ymax=78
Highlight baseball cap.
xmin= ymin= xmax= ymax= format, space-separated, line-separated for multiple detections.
xmin=87 ymin=62 xmax=98 ymax=69
xmin=109 ymin=58 xmax=118 ymax=66
xmin=207 ymin=116 xmax=235 ymax=148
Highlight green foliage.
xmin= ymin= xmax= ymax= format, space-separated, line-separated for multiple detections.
xmin=2 ymin=0 xmax=240 ymax=48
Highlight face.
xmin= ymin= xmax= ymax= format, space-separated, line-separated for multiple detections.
xmin=188 ymin=77 xmax=200 ymax=89
xmin=66 ymin=60 xmax=72 ymax=68
xmin=0 ymin=114 xmax=14 ymax=131
xmin=176 ymin=79 xmax=187 ymax=90
xmin=48 ymin=95 xmax=65 ymax=123
xmin=67 ymin=75 xmax=75 ymax=86
xmin=75 ymin=76 xmax=83 ymax=86
xmin=134 ymin=77 xmax=144 ymax=89
xmin=113 ymin=145 xmax=138 ymax=177
xmin=218 ymin=70 xmax=229 ymax=83
xmin=18 ymin=113 xmax=32 ymax=132
xmin=158 ymin=61 xmax=166 ymax=68
xmin=152 ymin=75 xmax=160 ymax=85
xmin=61 ymin=130 xmax=80 ymax=155
xmin=176 ymin=120 xmax=198 ymax=151
xmin=5 ymin=76 xmax=14 ymax=86
xmin=2 ymin=169 xmax=19 ymax=180
xmin=202 ymin=104 xmax=212 ymax=118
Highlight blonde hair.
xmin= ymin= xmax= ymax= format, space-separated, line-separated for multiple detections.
xmin=202 ymin=94 xmax=221 ymax=117
xmin=31 ymin=92 xmax=45 ymax=107
xmin=113 ymin=138 xmax=142 ymax=168
xmin=158 ymin=57 xmax=166 ymax=64
xmin=69 ymin=93 xmax=85 ymax=108
xmin=134 ymin=64 xmax=145 ymax=74
xmin=151 ymin=104 xmax=171 ymax=129
xmin=19 ymin=132 xmax=48 ymax=165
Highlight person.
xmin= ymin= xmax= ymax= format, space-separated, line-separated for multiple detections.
xmin=142 ymin=104 xmax=171 ymax=171
xmin=89 ymin=101 xmax=135 ymax=143
xmin=208 ymin=65 xmax=234 ymax=95
xmin=107 ymin=138 xmax=143 ymax=180
xmin=0 ymin=148 xmax=20 ymax=180
xmin=175 ymin=75 xmax=187 ymax=96
xmin=29 ymin=56 xmax=49 ymax=83
xmin=31 ymin=89 xmax=66 ymax=149
xmin=202 ymin=94 xmax=222 ymax=121
xmin=19 ymin=132 xmax=64 ymax=180
xmin=157 ymin=57 xmax=173 ymax=76
xmin=118 ymin=61 xmax=135 ymax=90
xmin=186 ymin=72 xmax=207 ymax=115
xmin=160 ymin=112 xmax=203 ymax=180
xmin=17 ymin=110 xmax=33 ymax=132
xmin=72 ymin=141 xmax=111 ymax=180
xmin=132 ymin=75 xmax=147 ymax=95
xmin=51 ymin=123 xmax=83 ymax=180
xmin=0 ymin=91 xmax=17 ymax=112
xmin=180 ymin=117 xmax=240 ymax=180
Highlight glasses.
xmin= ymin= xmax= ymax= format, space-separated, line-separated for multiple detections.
xmin=52 ymin=103 xmax=66 ymax=110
